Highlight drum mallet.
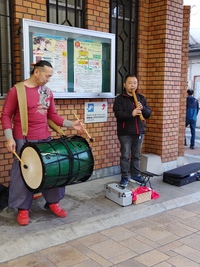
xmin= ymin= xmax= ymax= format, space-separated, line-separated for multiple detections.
xmin=74 ymin=113 xmax=94 ymax=142
xmin=12 ymin=151 xmax=28 ymax=169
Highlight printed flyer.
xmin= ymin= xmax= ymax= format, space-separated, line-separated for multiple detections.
xmin=74 ymin=40 xmax=102 ymax=93
xmin=33 ymin=33 xmax=68 ymax=93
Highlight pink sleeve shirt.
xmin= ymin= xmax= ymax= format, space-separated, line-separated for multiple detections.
xmin=1 ymin=85 xmax=65 ymax=140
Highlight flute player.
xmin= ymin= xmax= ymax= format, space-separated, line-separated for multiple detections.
xmin=113 ymin=74 xmax=152 ymax=187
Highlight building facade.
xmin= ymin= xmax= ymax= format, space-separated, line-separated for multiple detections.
xmin=0 ymin=0 xmax=190 ymax=186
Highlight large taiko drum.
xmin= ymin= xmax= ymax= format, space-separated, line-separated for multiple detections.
xmin=20 ymin=135 xmax=94 ymax=191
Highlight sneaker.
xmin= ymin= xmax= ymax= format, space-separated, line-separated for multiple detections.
xmin=190 ymin=145 xmax=194 ymax=149
xmin=17 ymin=210 xmax=29 ymax=226
xmin=130 ymin=175 xmax=145 ymax=185
xmin=119 ymin=178 xmax=128 ymax=187
xmin=45 ymin=203 xmax=67 ymax=218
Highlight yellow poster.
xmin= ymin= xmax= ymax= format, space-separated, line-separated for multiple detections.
xmin=74 ymin=40 xmax=102 ymax=93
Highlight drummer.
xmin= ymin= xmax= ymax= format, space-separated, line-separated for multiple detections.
xmin=1 ymin=60 xmax=84 ymax=226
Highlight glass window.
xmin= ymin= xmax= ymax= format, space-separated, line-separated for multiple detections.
xmin=47 ymin=0 xmax=85 ymax=28
xmin=0 ymin=0 xmax=13 ymax=96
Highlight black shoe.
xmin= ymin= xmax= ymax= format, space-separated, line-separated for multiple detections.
xmin=190 ymin=145 xmax=194 ymax=149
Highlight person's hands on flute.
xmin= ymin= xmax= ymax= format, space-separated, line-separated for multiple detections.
xmin=132 ymin=102 xmax=143 ymax=117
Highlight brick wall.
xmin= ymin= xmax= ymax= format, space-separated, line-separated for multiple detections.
xmin=0 ymin=0 xmax=189 ymax=185
xmin=137 ymin=0 xmax=189 ymax=163
xmin=180 ymin=6 xmax=190 ymax=156
xmin=0 ymin=0 xmax=121 ymax=186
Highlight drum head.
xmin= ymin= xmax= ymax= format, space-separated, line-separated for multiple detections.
xmin=20 ymin=146 xmax=43 ymax=190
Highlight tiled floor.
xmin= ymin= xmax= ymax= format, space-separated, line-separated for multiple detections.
xmin=2 ymin=201 xmax=200 ymax=267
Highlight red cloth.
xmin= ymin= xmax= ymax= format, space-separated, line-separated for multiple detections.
xmin=1 ymin=85 xmax=64 ymax=140
xmin=132 ymin=186 xmax=160 ymax=201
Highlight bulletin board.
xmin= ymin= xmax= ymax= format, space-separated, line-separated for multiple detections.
xmin=20 ymin=19 xmax=116 ymax=99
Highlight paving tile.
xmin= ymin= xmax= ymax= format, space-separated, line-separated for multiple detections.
xmin=182 ymin=203 xmax=200 ymax=215
xmin=149 ymin=212 xmax=180 ymax=226
xmin=161 ymin=222 xmax=193 ymax=237
xmin=68 ymin=240 xmax=93 ymax=255
xmin=174 ymin=221 xmax=198 ymax=233
xmin=89 ymin=239 xmax=130 ymax=259
xmin=173 ymin=244 xmax=200 ymax=263
xmin=153 ymin=262 xmax=173 ymax=267
xmin=134 ymin=225 xmax=172 ymax=242
xmin=164 ymin=250 xmax=179 ymax=258
xmin=134 ymin=234 xmax=160 ymax=249
xmin=166 ymin=208 xmax=197 ymax=220
xmin=100 ymin=226 xmax=137 ymax=241
xmin=179 ymin=233 xmax=200 ymax=250
xmin=134 ymin=249 xmax=169 ymax=266
xmin=109 ymin=250 xmax=137 ymax=265
xmin=119 ymin=237 xmax=153 ymax=254
xmin=115 ymin=258 xmax=147 ymax=266
xmin=167 ymin=255 xmax=200 ymax=267
xmin=69 ymin=240 xmax=113 ymax=267
xmin=75 ymin=232 xmax=108 ymax=246
xmin=86 ymin=251 xmax=113 ymax=267
xmin=44 ymin=246 xmax=89 ymax=267
xmin=156 ymin=233 xmax=180 ymax=246
xmin=158 ymin=240 xmax=182 ymax=253
xmin=70 ymin=259 xmax=103 ymax=267
xmin=40 ymin=243 xmax=71 ymax=255
xmin=5 ymin=253 xmax=56 ymax=267
xmin=124 ymin=218 xmax=158 ymax=231
xmin=182 ymin=216 xmax=200 ymax=230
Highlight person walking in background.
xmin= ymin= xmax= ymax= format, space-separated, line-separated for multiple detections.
xmin=1 ymin=60 xmax=84 ymax=226
xmin=185 ymin=89 xmax=199 ymax=149
xmin=113 ymin=74 xmax=152 ymax=187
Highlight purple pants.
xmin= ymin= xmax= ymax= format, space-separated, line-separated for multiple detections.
xmin=9 ymin=138 xmax=65 ymax=210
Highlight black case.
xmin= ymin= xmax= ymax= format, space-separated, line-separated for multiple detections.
xmin=163 ymin=163 xmax=200 ymax=186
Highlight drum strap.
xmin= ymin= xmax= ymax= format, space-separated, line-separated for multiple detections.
xmin=15 ymin=82 xmax=65 ymax=136
xmin=15 ymin=82 xmax=28 ymax=137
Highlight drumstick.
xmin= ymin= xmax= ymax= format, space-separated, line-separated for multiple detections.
xmin=12 ymin=151 xmax=28 ymax=169
xmin=74 ymin=113 xmax=94 ymax=142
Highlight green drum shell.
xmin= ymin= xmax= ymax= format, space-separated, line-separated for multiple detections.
xmin=20 ymin=135 xmax=94 ymax=191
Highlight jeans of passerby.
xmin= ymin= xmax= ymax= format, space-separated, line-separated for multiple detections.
xmin=186 ymin=119 xmax=196 ymax=147
xmin=118 ymin=134 xmax=144 ymax=179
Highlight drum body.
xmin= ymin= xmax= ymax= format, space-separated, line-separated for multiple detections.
xmin=20 ymin=135 xmax=94 ymax=191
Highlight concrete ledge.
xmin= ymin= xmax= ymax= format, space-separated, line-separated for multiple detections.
xmin=141 ymin=153 xmax=163 ymax=175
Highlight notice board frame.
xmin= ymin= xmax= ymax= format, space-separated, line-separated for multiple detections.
xmin=20 ymin=19 xmax=116 ymax=99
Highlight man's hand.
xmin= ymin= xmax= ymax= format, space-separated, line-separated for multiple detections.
xmin=132 ymin=107 xmax=142 ymax=117
xmin=72 ymin=120 xmax=85 ymax=131
xmin=6 ymin=138 xmax=16 ymax=152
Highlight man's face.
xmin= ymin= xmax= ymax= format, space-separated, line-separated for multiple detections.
xmin=124 ymin=76 xmax=138 ymax=96
xmin=35 ymin=66 xmax=53 ymax=86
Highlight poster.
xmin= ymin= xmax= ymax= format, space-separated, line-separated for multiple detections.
xmin=33 ymin=33 xmax=68 ymax=93
xmin=84 ymin=102 xmax=107 ymax=123
xmin=74 ymin=40 xmax=102 ymax=93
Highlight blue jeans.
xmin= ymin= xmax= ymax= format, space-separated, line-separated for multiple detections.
xmin=186 ymin=119 xmax=196 ymax=147
xmin=118 ymin=134 xmax=144 ymax=179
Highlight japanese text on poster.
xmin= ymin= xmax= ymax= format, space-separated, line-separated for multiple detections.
xmin=74 ymin=40 xmax=102 ymax=93
xmin=33 ymin=33 xmax=68 ymax=93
